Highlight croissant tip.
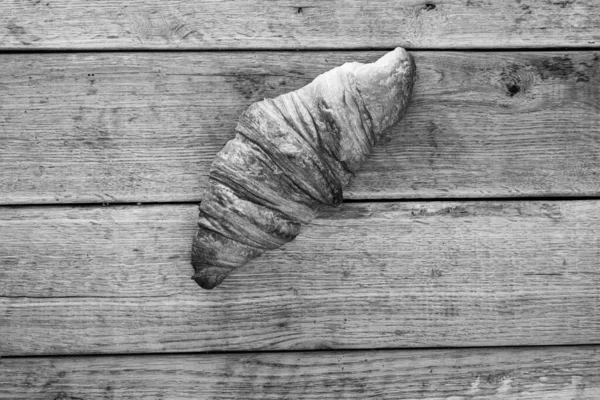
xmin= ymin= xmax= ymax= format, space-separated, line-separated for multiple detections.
xmin=192 ymin=275 xmax=217 ymax=290
xmin=192 ymin=268 xmax=230 ymax=290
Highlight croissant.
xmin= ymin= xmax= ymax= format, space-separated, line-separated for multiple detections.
xmin=192 ymin=48 xmax=416 ymax=289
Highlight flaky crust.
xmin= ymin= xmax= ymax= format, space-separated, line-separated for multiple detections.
xmin=192 ymin=48 xmax=416 ymax=289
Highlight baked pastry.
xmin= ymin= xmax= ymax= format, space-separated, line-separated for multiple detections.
xmin=192 ymin=48 xmax=416 ymax=289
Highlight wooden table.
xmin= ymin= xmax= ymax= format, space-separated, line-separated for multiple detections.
xmin=1 ymin=1 xmax=600 ymax=398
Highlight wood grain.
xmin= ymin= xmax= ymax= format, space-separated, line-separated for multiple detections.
xmin=1 ymin=51 xmax=600 ymax=204
xmin=1 ymin=346 xmax=599 ymax=399
xmin=1 ymin=0 xmax=599 ymax=50
xmin=1 ymin=200 xmax=599 ymax=356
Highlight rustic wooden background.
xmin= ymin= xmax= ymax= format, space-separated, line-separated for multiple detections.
xmin=1 ymin=1 xmax=600 ymax=398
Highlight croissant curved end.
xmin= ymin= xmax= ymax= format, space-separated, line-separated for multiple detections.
xmin=192 ymin=265 xmax=231 ymax=290
xmin=345 ymin=47 xmax=416 ymax=135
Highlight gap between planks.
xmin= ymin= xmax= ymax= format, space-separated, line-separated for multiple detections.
xmin=2 ymin=47 xmax=600 ymax=54
xmin=1 ymin=342 xmax=599 ymax=360
xmin=4 ymin=195 xmax=600 ymax=209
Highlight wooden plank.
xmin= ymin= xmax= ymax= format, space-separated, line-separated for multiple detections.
xmin=1 ymin=346 xmax=599 ymax=399
xmin=1 ymin=51 xmax=600 ymax=205
xmin=1 ymin=0 xmax=599 ymax=50
xmin=1 ymin=200 xmax=600 ymax=356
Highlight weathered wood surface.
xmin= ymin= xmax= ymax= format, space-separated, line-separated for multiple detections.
xmin=1 ymin=346 xmax=599 ymax=399
xmin=1 ymin=51 xmax=600 ymax=205
xmin=1 ymin=0 xmax=599 ymax=50
xmin=1 ymin=200 xmax=599 ymax=356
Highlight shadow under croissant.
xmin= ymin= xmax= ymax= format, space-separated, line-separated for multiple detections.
xmin=191 ymin=47 xmax=416 ymax=289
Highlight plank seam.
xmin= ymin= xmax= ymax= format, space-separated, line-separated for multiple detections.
xmin=4 ymin=196 xmax=600 ymax=209
xmin=0 ymin=295 xmax=176 ymax=299
xmin=0 ymin=47 xmax=599 ymax=55
xmin=2 ymin=343 xmax=599 ymax=360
